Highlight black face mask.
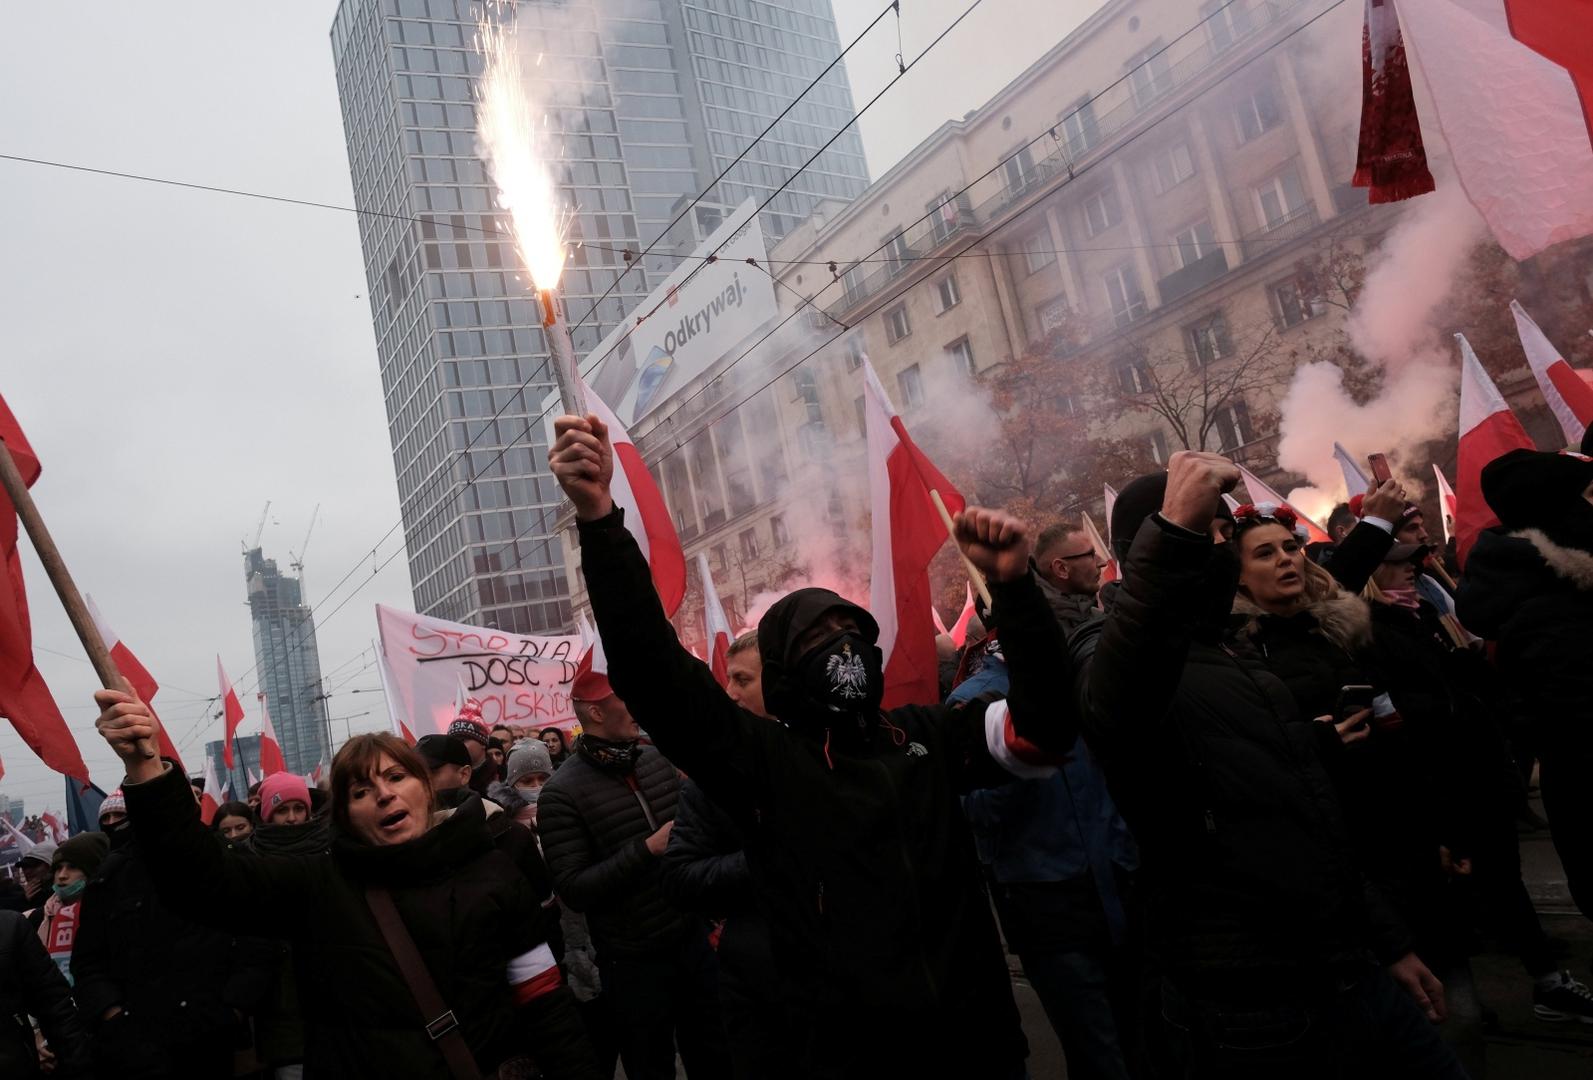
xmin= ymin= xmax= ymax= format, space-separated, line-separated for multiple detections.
xmin=792 ymin=629 xmax=884 ymax=719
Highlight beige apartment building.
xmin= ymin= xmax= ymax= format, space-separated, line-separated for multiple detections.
xmin=558 ymin=0 xmax=1452 ymax=645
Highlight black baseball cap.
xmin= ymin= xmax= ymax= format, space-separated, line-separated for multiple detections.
xmin=416 ymin=734 xmax=471 ymax=769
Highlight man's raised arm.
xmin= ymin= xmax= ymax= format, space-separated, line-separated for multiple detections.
xmin=549 ymin=415 xmax=764 ymax=806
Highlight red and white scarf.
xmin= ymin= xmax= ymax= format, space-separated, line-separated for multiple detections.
xmin=1353 ymin=0 xmax=1435 ymax=203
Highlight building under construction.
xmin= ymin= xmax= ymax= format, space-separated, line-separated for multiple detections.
xmin=245 ymin=548 xmax=331 ymax=776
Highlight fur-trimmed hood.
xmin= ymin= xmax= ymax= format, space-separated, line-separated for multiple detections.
xmin=1512 ymin=528 xmax=1593 ymax=591
xmin=1458 ymin=526 xmax=1593 ymax=638
xmin=1231 ymin=586 xmax=1372 ymax=654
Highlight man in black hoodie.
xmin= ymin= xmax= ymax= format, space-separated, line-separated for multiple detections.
xmin=1066 ymin=452 xmax=1462 ymax=1079
xmin=549 ymin=413 xmax=1067 ymax=1079
xmin=1458 ymin=446 xmax=1593 ymax=923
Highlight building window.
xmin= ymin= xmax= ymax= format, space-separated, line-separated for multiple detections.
xmin=844 ymin=334 xmax=866 ymax=370
xmin=1148 ymin=429 xmax=1171 ymax=464
xmin=793 ymin=369 xmax=823 ymax=423
xmin=1234 ymin=82 xmax=1284 ymax=143
xmin=928 ymin=190 xmax=970 ymax=242
xmin=1003 ymin=145 xmax=1035 ymax=197
xmin=1037 ymin=296 xmax=1071 ymax=333
xmin=1061 ymin=97 xmax=1100 ymax=156
xmin=1272 ymin=275 xmax=1327 ymax=328
xmin=1186 ymin=311 xmax=1232 ymax=366
xmin=711 ymin=543 xmax=728 ymax=574
xmin=1115 ymin=359 xmax=1153 ymax=394
xmin=1202 ymin=0 xmax=1251 ymax=53
xmin=1213 ymin=401 xmax=1254 ymax=451
xmin=854 ymin=395 xmax=867 ymax=436
xmin=883 ymin=228 xmax=911 ymax=278
xmin=1082 ymin=187 xmax=1123 ymax=238
xmin=884 ymin=304 xmax=911 ymax=344
xmin=897 ymin=364 xmax=925 ymax=409
xmin=842 ymin=264 xmax=867 ymax=305
xmin=1151 ymin=142 xmax=1195 ymax=194
xmin=770 ymin=513 xmax=791 ymax=547
xmin=739 ymin=528 xmax=760 ymax=560
xmin=1023 ymin=232 xmax=1057 ymax=274
xmin=946 ymin=337 xmax=975 ymax=377
xmin=1129 ymin=43 xmax=1174 ymax=109
xmin=1171 ymin=219 xmax=1217 ymax=269
xmin=1253 ymin=168 xmax=1309 ymax=230
xmin=797 ymin=421 xmax=832 ymax=461
xmin=934 ymin=274 xmax=961 ymax=313
xmin=1103 ymin=266 xmax=1147 ymax=327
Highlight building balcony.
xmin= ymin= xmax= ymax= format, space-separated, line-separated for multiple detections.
xmin=1156 ymin=249 xmax=1231 ymax=304
xmin=1242 ymin=204 xmax=1320 ymax=260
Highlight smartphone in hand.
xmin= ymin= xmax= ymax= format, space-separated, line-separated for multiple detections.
xmin=1336 ymin=684 xmax=1376 ymax=723
xmin=1368 ymin=453 xmax=1393 ymax=486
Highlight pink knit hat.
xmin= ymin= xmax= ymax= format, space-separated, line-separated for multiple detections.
xmin=258 ymin=772 xmax=312 ymax=823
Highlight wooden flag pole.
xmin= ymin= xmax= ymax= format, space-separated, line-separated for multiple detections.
xmin=928 ymin=489 xmax=993 ymax=610
xmin=0 ymin=436 xmax=155 ymax=759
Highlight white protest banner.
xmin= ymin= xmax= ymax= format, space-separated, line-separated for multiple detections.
xmin=376 ymin=604 xmax=585 ymax=735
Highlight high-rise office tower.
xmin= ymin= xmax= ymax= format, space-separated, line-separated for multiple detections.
xmin=244 ymin=549 xmax=331 ymax=775
xmin=330 ymin=0 xmax=867 ymax=632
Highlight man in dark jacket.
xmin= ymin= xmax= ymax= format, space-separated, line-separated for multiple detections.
xmin=548 ymin=413 xmax=1071 ymax=1079
xmin=1458 ymin=447 xmax=1593 ymax=922
xmin=0 ymin=908 xmax=90 ymax=1079
xmin=73 ymin=789 xmax=273 ymax=1078
xmin=538 ymin=666 xmax=730 ymax=1080
xmin=1033 ymin=522 xmax=1106 ymax=631
xmin=1064 ymin=453 xmax=1462 ymax=1079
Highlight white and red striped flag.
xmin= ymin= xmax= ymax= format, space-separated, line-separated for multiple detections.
xmin=1455 ymin=334 xmax=1537 ymax=563
xmin=1082 ymin=511 xmax=1118 ymax=585
xmin=579 ymin=376 xmax=686 ymax=617
xmin=1102 ymin=484 xmax=1119 ymax=545
xmin=696 ymin=553 xmax=733 ymax=687
xmin=1511 ymin=300 xmax=1593 ymax=446
xmin=374 ymin=638 xmax=416 ymax=746
xmin=1432 ymin=464 xmax=1459 ymax=547
xmin=85 ymin=595 xmax=185 ymax=772
xmin=947 ymin=584 xmax=976 ymax=650
xmin=199 ymin=752 xmax=222 ymax=826
xmin=1399 ymin=0 xmax=1593 ymax=259
xmin=862 ymin=359 xmax=965 ymax=708
xmin=256 ymin=692 xmax=286 ymax=776
xmin=1237 ymin=464 xmax=1332 ymax=544
xmin=216 ymin=656 xmax=245 ymax=769
xmin=40 ymin=812 xmax=64 ymax=843
xmin=1333 ymin=442 xmax=1371 ymax=498
xmin=930 ymin=603 xmax=950 ymax=638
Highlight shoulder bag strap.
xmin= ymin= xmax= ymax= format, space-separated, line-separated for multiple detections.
xmin=365 ymin=887 xmax=483 ymax=1080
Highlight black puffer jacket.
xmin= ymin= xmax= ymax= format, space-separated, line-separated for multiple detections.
xmin=1458 ymin=526 xmax=1593 ymax=750
xmin=243 ymin=815 xmax=330 ymax=1069
xmin=0 ymin=909 xmax=90 ymax=1079
xmin=72 ymin=826 xmax=273 ymax=1068
xmin=578 ymin=506 xmax=1069 ymax=1076
xmin=658 ymin=777 xmax=754 ymax=914
xmin=1068 ymin=516 xmax=1408 ymax=998
xmin=537 ymin=738 xmax=684 ymax=957
xmin=123 ymin=764 xmax=599 ymax=1080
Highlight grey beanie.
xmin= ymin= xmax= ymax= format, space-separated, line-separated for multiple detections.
xmin=20 ymin=841 xmax=56 ymax=868
xmin=504 ymin=742 xmax=553 ymax=787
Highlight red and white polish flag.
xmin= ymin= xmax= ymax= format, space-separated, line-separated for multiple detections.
xmin=862 ymin=359 xmax=965 ymax=708
xmin=1432 ymin=464 xmax=1459 ymax=547
xmin=930 ymin=602 xmax=950 ymax=638
xmin=1334 ymin=442 xmax=1371 ymax=498
xmin=948 ymin=584 xmax=976 ymax=650
xmin=1399 ymin=0 xmax=1593 ymax=259
xmin=1237 ymin=464 xmax=1333 ymax=545
xmin=1511 ymin=299 xmax=1593 ymax=446
xmin=199 ymin=751 xmax=222 ymax=826
xmin=1455 ymin=333 xmax=1537 ymax=563
xmin=1102 ymin=484 xmax=1119 ymax=545
xmin=1082 ymin=511 xmax=1119 ymax=585
xmin=696 ymin=553 xmax=734 ymax=687
xmin=579 ymin=376 xmax=686 ymax=617
xmin=374 ymin=638 xmax=416 ymax=746
xmin=85 ymin=595 xmax=185 ymax=773
xmin=256 ymin=692 xmax=286 ymax=776
xmin=216 ymin=656 xmax=245 ymax=769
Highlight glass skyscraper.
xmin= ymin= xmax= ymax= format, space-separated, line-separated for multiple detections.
xmin=244 ymin=549 xmax=332 ymax=775
xmin=330 ymin=0 xmax=866 ymax=633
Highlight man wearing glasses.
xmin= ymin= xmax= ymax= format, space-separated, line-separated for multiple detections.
xmin=1033 ymin=524 xmax=1108 ymax=635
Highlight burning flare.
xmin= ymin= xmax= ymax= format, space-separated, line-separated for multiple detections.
xmin=475 ymin=2 xmax=567 ymax=290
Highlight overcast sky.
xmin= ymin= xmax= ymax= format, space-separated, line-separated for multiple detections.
xmin=0 ymin=0 xmax=1091 ymax=812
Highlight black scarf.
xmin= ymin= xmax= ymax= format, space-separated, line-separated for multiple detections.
xmin=577 ymin=733 xmax=640 ymax=772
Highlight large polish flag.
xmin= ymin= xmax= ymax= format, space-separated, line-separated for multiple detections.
xmin=1455 ymin=334 xmax=1537 ymax=563
xmin=1237 ymin=465 xmax=1332 ymax=544
xmin=1433 ymin=464 xmax=1459 ymax=547
xmin=862 ymin=359 xmax=965 ymax=708
xmin=216 ymin=657 xmax=246 ymax=769
xmin=579 ymin=376 xmax=686 ymax=617
xmin=1334 ymin=442 xmax=1371 ymax=498
xmin=85 ymin=595 xmax=185 ymax=773
xmin=256 ymin=693 xmax=286 ymax=776
xmin=1399 ymin=0 xmax=1593 ymax=260
xmin=1511 ymin=300 xmax=1593 ymax=446
xmin=696 ymin=553 xmax=734 ymax=687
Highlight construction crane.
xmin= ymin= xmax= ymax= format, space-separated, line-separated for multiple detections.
xmin=245 ymin=500 xmax=271 ymax=552
xmin=290 ymin=504 xmax=320 ymax=603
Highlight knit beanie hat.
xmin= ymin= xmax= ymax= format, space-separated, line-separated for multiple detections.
xmin=53 ymin=832 xmax=109 ymax=877
xmin=504 ymin=742 xmax=553 ymax=787
xmin=448 ymin=717 xmax=490 ymax=746
xmin=98 ymin=789 xmax=127 ymax=823
xmin=258 ymin=772 xmax=312 ymax=823
xmin=1108 ymin=471 xmax=1235 ymax=564
xmin=20 ymin=841 xmax=55 ymax=868
xmin=1481 ymin=449 xmax=1593 ymax=530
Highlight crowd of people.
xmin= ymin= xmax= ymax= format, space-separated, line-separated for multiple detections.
xmin=0 ymin=416 xmax=1589 ymax=1079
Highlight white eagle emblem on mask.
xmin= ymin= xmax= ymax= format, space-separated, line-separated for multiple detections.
xmin=825 ymin=644 xmax=870 ymax=699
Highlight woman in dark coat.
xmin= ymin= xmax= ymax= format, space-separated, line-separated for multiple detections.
xmin=88 ymin=697 xmax=601 ymax=1080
